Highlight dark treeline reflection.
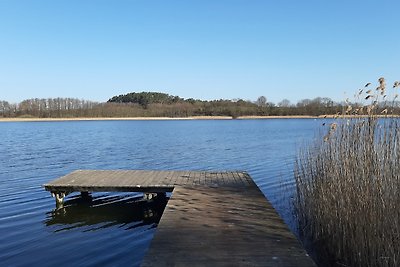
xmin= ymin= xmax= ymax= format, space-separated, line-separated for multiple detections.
xmin=45 ymin=193 xmax=168 ymax=232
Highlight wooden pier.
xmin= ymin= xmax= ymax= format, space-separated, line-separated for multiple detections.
xmin=44 ymin=170 xmax=315 ymax=266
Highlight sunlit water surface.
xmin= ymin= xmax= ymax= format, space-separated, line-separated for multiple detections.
xmin=0 ymin=119 xmax=322 ymax=266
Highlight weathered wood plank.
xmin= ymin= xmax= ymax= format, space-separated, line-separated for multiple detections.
xmin=141 ymin=185 xmax=315 ymax=267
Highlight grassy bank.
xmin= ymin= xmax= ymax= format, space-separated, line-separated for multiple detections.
xmin=294 ymin=79 xmax=400 ymax=266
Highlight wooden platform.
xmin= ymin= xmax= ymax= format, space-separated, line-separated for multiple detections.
xmin=44 ymin=170 xmax=315 ymax=266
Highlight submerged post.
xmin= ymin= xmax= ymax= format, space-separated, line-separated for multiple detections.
xmin=51 ymin=192 xmax=66 ymax=209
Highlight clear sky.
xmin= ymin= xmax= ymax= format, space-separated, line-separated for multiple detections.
xmin=0 ymin=0 xmax=399 ymax=104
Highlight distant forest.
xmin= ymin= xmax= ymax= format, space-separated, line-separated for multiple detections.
xmin=1 ymin=91 xmax=398 ymax=118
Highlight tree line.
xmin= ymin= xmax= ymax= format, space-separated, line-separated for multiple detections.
xmin=1 ymin=92 xmax=399 ymax=118
xmin=0 ymin=98 xmax=99 ymax=118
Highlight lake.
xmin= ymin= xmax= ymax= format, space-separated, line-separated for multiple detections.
xmin=0 ymin=119 xmax=322 ymax=266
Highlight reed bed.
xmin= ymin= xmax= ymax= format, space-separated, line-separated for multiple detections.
xmin=294 ymin=78 xmax=400 ymax=266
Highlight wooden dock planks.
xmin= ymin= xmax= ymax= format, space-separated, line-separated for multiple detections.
xmin=44 ymin=170 xmax=315 ymax=267
xmin=142 ymin=186 xmax=314 ymax=267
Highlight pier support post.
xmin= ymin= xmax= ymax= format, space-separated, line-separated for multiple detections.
xmin=143 ymin=208 xmax=154 ymax=219
xmin=143 ymin=192 xmax=157 ymax=201
xmin=143 ymin=192 xmax=167 ymax=202
xmin=51 ymin=192 xmax=66 ymax=209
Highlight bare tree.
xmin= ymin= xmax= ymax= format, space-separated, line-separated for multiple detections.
xmin=256 ymin=96 xmax=267 ymax=107
xmin=278 ymin=99 xmax=291 ymax=107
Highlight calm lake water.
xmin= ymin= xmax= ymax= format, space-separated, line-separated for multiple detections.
xmin=0 ymin=119 xmax=322 ymax=266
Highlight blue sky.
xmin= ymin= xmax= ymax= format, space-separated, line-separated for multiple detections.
xmin=0 ymin=0 xmax=399 ymax=104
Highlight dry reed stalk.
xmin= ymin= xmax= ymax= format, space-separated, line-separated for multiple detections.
xmin=294 ymin=78 xmax=400 ymax=267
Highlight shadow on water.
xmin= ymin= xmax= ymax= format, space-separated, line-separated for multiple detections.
xmin=45 ymin=193 xmax=169 ymax=232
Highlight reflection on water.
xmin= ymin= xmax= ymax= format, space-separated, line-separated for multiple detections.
xmin=45 ymin=193 xmax=168 ymax=232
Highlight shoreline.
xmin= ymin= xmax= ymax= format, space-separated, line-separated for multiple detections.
xmin=0 ymin=115 xmax=319 ymax=122
xmin=2 ymin=114 xmax=397 ymax=122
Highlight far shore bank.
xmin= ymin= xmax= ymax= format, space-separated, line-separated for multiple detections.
xmin=2 ymin=114 xmax=399 ymax=122
xmin=0 ymin=115 xmax=319 ymax=122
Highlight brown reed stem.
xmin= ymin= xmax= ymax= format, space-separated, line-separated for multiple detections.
xmin=294 ymin=79 xmax=400 ymax=267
